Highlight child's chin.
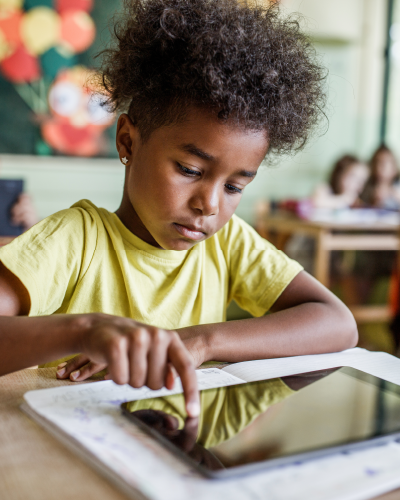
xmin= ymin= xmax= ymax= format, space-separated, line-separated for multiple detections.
xmin=163 ymin=239 xmax=200 ymax=251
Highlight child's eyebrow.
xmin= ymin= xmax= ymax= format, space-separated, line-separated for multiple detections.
xmin=239 ymin=170 xmax=257 ymax=178
xmin=178 ymin=143 xmax=257 ymax=178
xmin=179 ymin=143 xmax=215 ymax=161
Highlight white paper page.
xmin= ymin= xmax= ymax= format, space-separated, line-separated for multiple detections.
xmin=24 ymin=367 xmax=244 ymax=408
xmin=221 ymin=347 xmax=400 ymax=385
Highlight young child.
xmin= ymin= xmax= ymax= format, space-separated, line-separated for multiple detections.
xmin=0 ymin=0 xmax=357 ymax=417
xmin=311 ymin=155 xmax=369 ymax=210
xmin=362 ymin=145 xmax=400 ymax=210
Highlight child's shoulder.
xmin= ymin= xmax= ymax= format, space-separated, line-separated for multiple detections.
xmin=0 ymin=199 xmax=108 ymax=258
xmin=45 ymin=199 xmax=111 ymax=233
xmin=215 ymin=213 xmax=274 ymax=250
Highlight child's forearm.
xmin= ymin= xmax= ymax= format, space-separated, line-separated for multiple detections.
xmin=0 ymin=315 xmax=86 ymax=376
xmin=178 ymin=271 xmax=358 ymax=364
xmin=179 ymin=301 xmax=357 ymax=364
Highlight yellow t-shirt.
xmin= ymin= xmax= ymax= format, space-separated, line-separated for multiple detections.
xmin=0 ymin=199 xmax=302 ymax=326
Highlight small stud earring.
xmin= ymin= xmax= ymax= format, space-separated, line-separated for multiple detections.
xmin=121 ymin=157 xmax=128 ymax=165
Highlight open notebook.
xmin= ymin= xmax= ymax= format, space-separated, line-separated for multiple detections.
xmin=21 ymin=348 xmax=400 ymax=500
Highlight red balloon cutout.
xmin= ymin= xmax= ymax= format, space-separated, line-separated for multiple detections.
xmin=0 ymin=9 xmax=23 ymax=48
xmin=60 ymin=10 xmax=95 ymax=53
xmin=42 ymin=119 xmax=102 ymax=157
xmin=55 ymin=0 xmax=93 ymax=14
xmin=1 ymin=45 xmax=40 ymax=83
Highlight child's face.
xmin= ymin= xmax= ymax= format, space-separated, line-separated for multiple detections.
xmin=116 ymin=108 xmax=268 ymax=250
xmin=339 ymin=163 xmax=369 ymax=196
xmin=374 ymin=152 xmax=398 ymax=183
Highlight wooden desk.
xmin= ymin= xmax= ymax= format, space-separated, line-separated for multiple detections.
xmin=259 ymin=214 xmax=400 ymax=324
xmin=0 ymin=369 xmax=128 ymax=500
xmin=1 ymin=368 xmax=400 ymax=500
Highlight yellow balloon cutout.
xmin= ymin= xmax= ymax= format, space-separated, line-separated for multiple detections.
xmin=21 ymin=7 xmax=60 ymax=56
xmin=0 ymin=0 xmax=23 ymax=8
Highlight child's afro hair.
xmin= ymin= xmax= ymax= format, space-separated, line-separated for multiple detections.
xmin=98 ymin=0 xmax=326 ymax=155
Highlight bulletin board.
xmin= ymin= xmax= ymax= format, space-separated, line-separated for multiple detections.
xmin=0 ymin=0 xmax=121 ymax=157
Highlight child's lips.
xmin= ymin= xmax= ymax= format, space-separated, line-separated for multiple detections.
xmin=173 ymin=223 xmax=206 ymax=241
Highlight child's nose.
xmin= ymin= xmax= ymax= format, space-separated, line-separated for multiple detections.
xmin=190 ymin=183 xmax=219 ymax=216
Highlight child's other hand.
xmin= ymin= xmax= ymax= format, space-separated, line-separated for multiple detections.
xmin=56 ymin=314 xmax=200 ymax=417
xmin=10 ymin=193 xmax=39 ymax=230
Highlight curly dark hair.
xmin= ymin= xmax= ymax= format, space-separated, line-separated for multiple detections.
xmin=97 ymin=0 xmax=327 ymax=154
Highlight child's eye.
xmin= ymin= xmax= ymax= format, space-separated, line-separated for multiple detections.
xmin=177 ymin=163 xmax=201 ymax=176
xmin=225 ymin=184 xmax=243 ymax=194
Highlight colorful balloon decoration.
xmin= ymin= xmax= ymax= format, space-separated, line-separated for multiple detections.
xmin=0 ymin=0 xmax=115 ymax=156
xmin=0 ymin=1 xmax=95 ymax=82
xmin=42 ymin=66 xmax=114 ymax=156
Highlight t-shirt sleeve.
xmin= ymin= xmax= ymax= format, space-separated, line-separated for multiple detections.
xmin=220 ymin=215 xmax=303 ymax=316
xmin=0 ymin=207 xmax=97 ymax=316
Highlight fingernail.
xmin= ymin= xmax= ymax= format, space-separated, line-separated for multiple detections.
xmin=70 ymin=370 xmax=80 ymax=380
xmin=57 ymin=368 xmax=66 ymax=377
xmin=186 ymin=402 xmax=200 ymax=417
xmin=57 ymin=362 xmax=67 ymax=369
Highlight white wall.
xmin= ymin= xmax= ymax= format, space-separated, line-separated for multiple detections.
xmin=0 ymin=155 xmax=125 ymax=220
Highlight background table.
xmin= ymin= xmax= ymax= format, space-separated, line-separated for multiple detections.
xmin=257 ymin=213 xmax=400 ymax=324
xmin=1 ymin=368 xmax=400 ymax=500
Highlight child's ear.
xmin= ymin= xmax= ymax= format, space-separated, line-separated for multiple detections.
xmin=116 ymin=113 xmax=140 ymax=163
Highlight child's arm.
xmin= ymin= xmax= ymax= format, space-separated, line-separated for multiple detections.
xmin=0 ymin=263 xmax=200 ymax=417
xmin=60 ymin=270 xmax=356 ymax=377
xmin=179 ymin=271 xmax=357 ymax=364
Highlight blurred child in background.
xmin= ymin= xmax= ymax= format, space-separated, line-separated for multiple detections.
xmin=362 ymin=145 xmax=400 ymax=210
xmin=285 ymin=155 xmax=368 ymax=281
xmin=311 ymin=155 xmax=369 ymax=210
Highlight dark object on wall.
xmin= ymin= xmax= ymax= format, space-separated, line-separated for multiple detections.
xmin=381 ymin=0 xmax=395 ymax=143
xmin=0 ymin=179 xmax=24 ymax=236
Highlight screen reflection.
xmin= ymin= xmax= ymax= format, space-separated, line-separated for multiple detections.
xmin=121 ymin=369 xmax=339 ymax=472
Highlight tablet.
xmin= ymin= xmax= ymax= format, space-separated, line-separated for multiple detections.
xmin=121 ymin=367 xmax=400 ymax=479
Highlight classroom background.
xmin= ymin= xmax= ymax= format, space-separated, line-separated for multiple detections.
xmin=1 ymin=0 xmax=400 ymax=353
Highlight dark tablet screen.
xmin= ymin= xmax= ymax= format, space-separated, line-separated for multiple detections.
xmin=121 ymin=368 xmax=400 ymax=478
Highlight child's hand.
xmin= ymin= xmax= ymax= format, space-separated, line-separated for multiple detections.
xmin=10 ymin=193 xmax=39 ymax=230
xmin=56 ymin=314 xmax=200 ymax=417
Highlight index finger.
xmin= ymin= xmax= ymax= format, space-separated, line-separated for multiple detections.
xmin=167 ymin=336 xmax=200 ymax=418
